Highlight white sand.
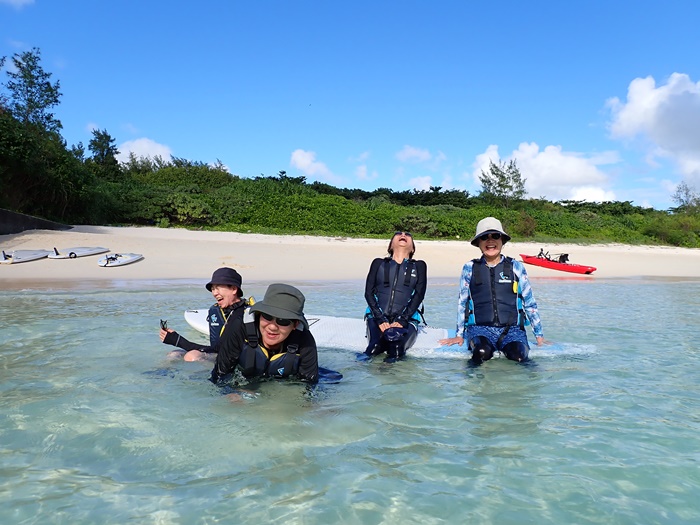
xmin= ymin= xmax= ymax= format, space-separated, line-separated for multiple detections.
xmin=1 ymin=225 xmax=700 ymax=288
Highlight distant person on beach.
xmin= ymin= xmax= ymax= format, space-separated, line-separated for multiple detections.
xmin=439 ymin=217 xmax=544 ymax=364
xmin=160 ymin=267 xmax=247 ymax=362
xmin=209 ymin=283 xmax=319 ymax=384
xmin=363 ymin=231 xmax=427 ymax=362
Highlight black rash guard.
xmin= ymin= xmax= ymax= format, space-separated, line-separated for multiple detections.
xmin=364 ymin=257 xmax=427 ymax=326
xmin=210 ymin=316 xmax=319 ymax=383
xmin=162 ymin=301 xmax=246 ymax=353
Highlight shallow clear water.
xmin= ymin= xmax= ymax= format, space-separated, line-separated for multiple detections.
xmin=2 ymin=277 xmax=700 ymax=524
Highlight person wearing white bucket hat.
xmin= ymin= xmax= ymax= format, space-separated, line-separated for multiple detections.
xmin=439 ymin=217 xmax=545 ymax=364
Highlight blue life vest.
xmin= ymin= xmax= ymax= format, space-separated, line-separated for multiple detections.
xmin=467 ymin=257 xmax=526 ymax=329
xmin=367 ymin=258 xmax=423 ymax=323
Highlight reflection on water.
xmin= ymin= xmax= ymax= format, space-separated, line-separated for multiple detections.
xmin=1 ymin=278 xmax=700 ymax=523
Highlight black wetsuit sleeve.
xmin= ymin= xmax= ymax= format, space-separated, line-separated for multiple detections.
xmin=209 ymin=316 xmax=246 ymax=383
xmin=364 ymin=258 xmax=389 ymax=323
xmin=397 ymin=259 xmax=428 ymax=325
xmin=162 ymin=331 xmax=205 ymax=352
xmin=295 ymin=330 xmax=319 ymax=383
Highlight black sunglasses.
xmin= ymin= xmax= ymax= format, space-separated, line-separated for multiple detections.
xmin=394 ymin=231 xmax=413 ymax=237
xmin=479 ymin=232 xmax=502 ymax=242
xmin=260 ymin=312 xmax=294 ymax=327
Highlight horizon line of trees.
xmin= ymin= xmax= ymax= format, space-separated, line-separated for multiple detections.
xmin=2 ymin=48 xmax=700 ymax=248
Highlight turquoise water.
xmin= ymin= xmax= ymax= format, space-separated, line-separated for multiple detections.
xmin=1 ymin=277 xmax=700 ymax=524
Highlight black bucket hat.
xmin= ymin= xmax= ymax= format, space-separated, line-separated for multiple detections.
xmin=205 ymin=267 xmax=243 ymax=297
xmin=249 ymin=283 xmax=308 ymax=329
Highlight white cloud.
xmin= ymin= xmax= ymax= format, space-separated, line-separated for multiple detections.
xmin=0 ymin=0 xmax=34 ymax=8
xmin=86 ymin=122 xmax=98 ymax=133
xmin=396 ymin=145 xmax=432 ymax=163
xmin=290 ymin=149 xmax=342 ymax=184
xmin=355 ymin=164 xmax=378 ymax=181
xmin=607 ymin=72 xmax=700 ymax=182
xmin=408 ymin=176 xmax=432 ymax=191
xmin=350 ymin=151 xmax=370 ymax=163
xmin=116 ymin=138 xmax=172 ymax=163
xmin=471 ymin=142 xmax=620 ymax=202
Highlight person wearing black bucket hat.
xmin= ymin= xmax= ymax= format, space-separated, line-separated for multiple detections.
xmin=439 ymin=217 xmax=545 ymax=364
xmin=159 ymin=267 xmax=248 ymax=361
xmin=210 ymin=283 xmax=319 ymax=384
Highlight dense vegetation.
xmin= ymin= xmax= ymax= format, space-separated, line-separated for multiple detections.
xmin=2 ymin=48 xmax=700 ymax=247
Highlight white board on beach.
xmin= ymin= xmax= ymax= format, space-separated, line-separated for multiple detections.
xmin=98 ymin=253 xmax=144 ymax=267
xmin=49 ymin=246 xmax=110 ymax=259
xmin=0 ymin=249 xmax=52 ymax=264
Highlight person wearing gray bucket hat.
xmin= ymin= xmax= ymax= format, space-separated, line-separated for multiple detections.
xmin=440 ymin=217 xmax=545 ymax=365
xmin=469 ymin=216 xmax=511 ymax=246
xmin=159 ymin=267 xmax=248 ymax=362
xmin=210 ymin=283 xmax=319 ymax=384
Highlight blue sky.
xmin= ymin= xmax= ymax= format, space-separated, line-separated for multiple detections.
xmin=3 ymin=0 xmax=700 ymax=210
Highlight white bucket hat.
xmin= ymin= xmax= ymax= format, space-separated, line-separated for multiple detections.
xmin=470 ymin=217 xmax=511 ymax=246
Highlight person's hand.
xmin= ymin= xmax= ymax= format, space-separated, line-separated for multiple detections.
xmin=536 ymin=336 xmax=546 ymax=346
xmin=159 ymin=327 xmax=174 ymax=342
xmin=378 ymin=322 xmax=391 ymax=332
xmin=439 ymin=336 xmax=464 ymax=346
xmin=389 ymin=321 xmax=403 ymax=328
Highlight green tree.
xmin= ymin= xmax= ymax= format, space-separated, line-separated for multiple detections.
xmin=87 ymin=128 xmax=121 ymax=181
xmin=2 ymin=48 xmax=62 ymax=133
xmin=671 ymin=181 xmax=699 ymax=214
xmin=479 ymin=159 xmax=526 ymax=208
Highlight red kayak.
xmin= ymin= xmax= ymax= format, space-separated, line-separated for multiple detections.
xmin=520 ymin=253 xmax=596 ymax=275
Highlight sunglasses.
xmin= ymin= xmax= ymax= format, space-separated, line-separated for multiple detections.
xmin=479 ymin=232 xmax=502 ymax=242
xmin=260 ymin=312 xmax=294 ymax=327
xmin=394 ymin=231 xmax=413 ymax=237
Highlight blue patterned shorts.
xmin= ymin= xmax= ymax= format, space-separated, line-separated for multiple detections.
xmin=467 ymin=325 xmax=530 ymax=351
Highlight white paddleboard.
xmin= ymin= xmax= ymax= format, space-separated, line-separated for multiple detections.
xmin=182 ymin=309 xmax=583 ymax=358
xmin=98 ymin=253 xmax=144 ymax=267
xmin=0 ymin=249 xmax=52 ymax=264
xmin=183 ymin=308 xmax=466 ymax=356
xmin=49 ymin=246 xmax=109 ymax=259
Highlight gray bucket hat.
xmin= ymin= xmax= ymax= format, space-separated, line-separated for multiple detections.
xmin=470 ymin=217 xmax=511 ymax=246
xmin=249 ymin=283 xmax=308 ymax=329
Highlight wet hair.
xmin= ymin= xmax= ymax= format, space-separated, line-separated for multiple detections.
xmin=387 ymin=232 xmax=415 ymax=258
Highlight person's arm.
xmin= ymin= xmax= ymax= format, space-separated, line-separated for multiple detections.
xmin=455 ymin=262 xmax=473 ymax=339
xmin=160 ymin=328 xmax=205 ymax=352
xmin=364 ymin=258 xmax=389 ymax=323
xmin=209 ymin=316 xmax=246 ymax=383
xmin=295 ymin=330 xmax=319 ymax=383
xmin=440 ymin=262 xmax=472 ymax=346
xmin=514 ymin=261 xmax=544 ymax=342
xmin=396 ymin=259 xmax=427 ymax=325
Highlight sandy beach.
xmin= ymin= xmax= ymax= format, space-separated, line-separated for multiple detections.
xmin=2 ymin=225 xmax=700 ymax=288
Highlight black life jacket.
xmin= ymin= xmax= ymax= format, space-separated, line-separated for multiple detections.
xmin=372 ymin=258 xmax=420 ymax=320
xmin=468 ymin=257 xmax=524 ymax=328
xmin=237 ymin=321 xmax=300 ymax=379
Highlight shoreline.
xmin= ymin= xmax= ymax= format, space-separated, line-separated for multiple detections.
xmin=2 ymin=225 xmax=700 ymax=288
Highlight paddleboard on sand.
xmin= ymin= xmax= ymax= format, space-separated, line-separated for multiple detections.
xmin=0 ymin=249 xmax=52 ymax=264
xmin=183 ymin=309 xmax=584 ymax=358
xmin=98 ymin=253 xmax=144 ymax=267
xmin=49 ymin=246 xmax=110 ymax=259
